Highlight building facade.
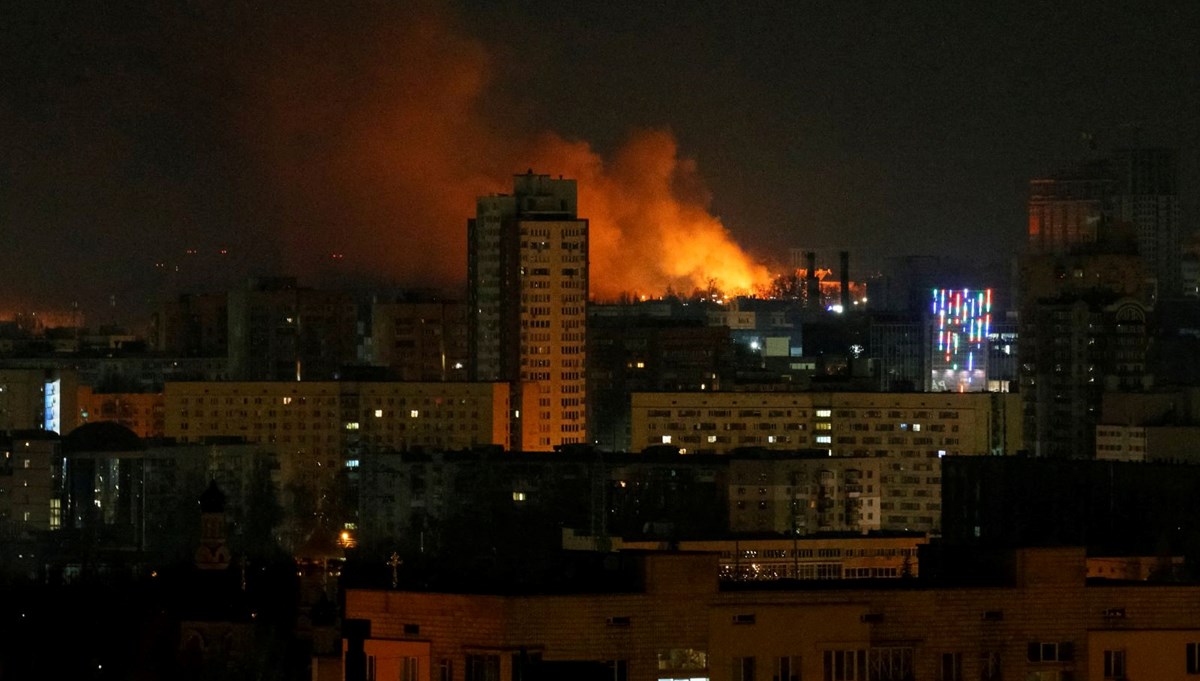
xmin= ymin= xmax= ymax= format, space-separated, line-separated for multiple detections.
xmin=1110 ymin=148 xmax=1181 ymax=298
xmin=370 ymin=300 xmax=469 ymax=382
xmin=728 ymin=451 xmax=943 ymax=536
xmin=630 ymin=391 xmax=1022 ymax=457
xmin=0 ymin=368 xmax=77 ymax=434
xmin=163 ymin=381 xmax=511 ymax=518
xmin=76 ymin=387 xmax=165 ymax=438
xmin=605 ymin=534 xmax=927 ymax=581
xmin=468 ymin=172 xmax=589 ymax=451
xmin=340 ymin=547 xmax=1200 ymax=681
xmin=927 ymin=288 xmax=992 ymax=393
xmin=227 ymin=277 xmax=358 ymax=381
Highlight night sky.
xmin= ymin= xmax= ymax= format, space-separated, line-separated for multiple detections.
xmin=3 ymin=1 xmax=1197 ymax=325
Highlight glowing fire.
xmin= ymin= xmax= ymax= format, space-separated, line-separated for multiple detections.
xmin=525 ymin=131 xmax=773 ymax=299
xmin=247 ymin=6 xmax=775 ymax=299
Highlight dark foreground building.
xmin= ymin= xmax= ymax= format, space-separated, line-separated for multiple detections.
xmin=338 ymin=547 xmax=1200 ymax=681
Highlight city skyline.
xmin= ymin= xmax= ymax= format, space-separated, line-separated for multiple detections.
xmin=3 ymin=2 xmax=1198 ymax=324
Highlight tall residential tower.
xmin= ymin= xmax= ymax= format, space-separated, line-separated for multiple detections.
xmin=468 ymin=172 xmax=588 ymax=451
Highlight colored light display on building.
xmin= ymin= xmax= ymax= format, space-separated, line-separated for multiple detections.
xmin=929 ymin=288 xmax=992 ymax=392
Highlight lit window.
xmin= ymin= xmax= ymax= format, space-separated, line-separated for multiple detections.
xmin=410 ymin=410 xmax=419 ymax=418
xmin=374 ymin=409 xmax=384 ymax=418
xmin=345 ymin=459 xmax=360 ymax=469
xmin=816 ymin=435 xmax=831 ymax=444
xmin=662 ymin=435 xmax=672 ymax=444
xmin=512 ymin=492 xmax=526 ymax=502
xmin=816 ymin=409 xmax=832 ymax=418
xmin=282 ymin=397 xmax=292 ymax=405
xmin=344 ymin=422 xmax=360 ymax=430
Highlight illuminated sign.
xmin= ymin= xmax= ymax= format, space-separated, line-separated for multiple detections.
xmin=930 ymin=288 xmax=992 ymax=392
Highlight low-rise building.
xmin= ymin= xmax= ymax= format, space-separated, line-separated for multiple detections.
xmin=340 ymin=547 xmax=1200 ymax=681
xmin=594 ymin=533 xmax=927 ymax=581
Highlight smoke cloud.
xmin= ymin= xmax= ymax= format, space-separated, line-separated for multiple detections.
xmin=244 ymin=4 xmax=771 ymax=299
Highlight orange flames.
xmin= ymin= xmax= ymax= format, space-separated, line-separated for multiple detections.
xmin=524 ymin=131 xmax=773 ymax=299
xmin=244 ymin=5 xmax=773 ymax=300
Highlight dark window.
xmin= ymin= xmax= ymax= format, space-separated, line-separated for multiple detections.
xmin=732 ymin=656 xmax=756 ymax=681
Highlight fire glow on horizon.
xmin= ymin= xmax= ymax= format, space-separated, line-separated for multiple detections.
xmin=250 ymin=6 xmax=775 ymax=301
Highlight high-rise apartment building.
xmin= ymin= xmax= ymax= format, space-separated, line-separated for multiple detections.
xmin=1027 ymin=162 xmax=1110 ymax=255
xmin=227 ymin=277 xmax=358 ymax=381
xmin=468 ymin=172 xmax=588 ymax=451
xmin=1110 ymin=148 xmax=1181 ymax=298
xmin=1027 ymin=149 xmax=1180 ymax=299
xmin=1016 ymin=252 xmax=1149 ymax=459
xmin=370 ymin=300 xmax=469 ymax=381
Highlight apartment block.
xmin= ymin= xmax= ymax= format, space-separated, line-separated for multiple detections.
xmin=468 ymin=172 xmax=589 ymax=450
xmin=76 ymin=387 xmax=165 ymax=438
xmin=0 ymin=431 xmax=61 ymax=534
xmin=0 ymin=368 xmax=78 ymax=434
xmin=164 ymin=381 xmax=510 ymax=494
xmin=340 ymin=547 xmax=1200 ymax=681
xmin=631 ymin=391 xmax=1021 ymax=457
xmin=728 ymin=451 xmax=942 ymax=535
xmin=606 ymin=534 xmax=928 ymax=581
xmin=369 ymin=300 xmax=469 ymax=381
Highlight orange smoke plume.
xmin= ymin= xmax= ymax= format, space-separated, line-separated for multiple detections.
xmin=524 ymin=131 xmax=772 ymax=298
xmin=243 ymin=5 xmax=772 ymax=299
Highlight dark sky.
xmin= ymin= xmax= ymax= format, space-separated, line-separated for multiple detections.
xmin=2 ymin=1 xmax=1198 ymax=325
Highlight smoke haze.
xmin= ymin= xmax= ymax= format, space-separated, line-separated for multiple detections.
xmin=244 ymin=3 xmax=772 ymax=299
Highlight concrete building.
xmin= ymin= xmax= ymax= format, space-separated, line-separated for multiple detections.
xmin=590 ymin=534 xmax=927 ymax=581
xmin=1110 ymin=148 xmax=1182 ymax=298
xmin=630 ymin=391 xmax=1021 ymax=457
xmin=0 ymin=431 xmax=61 ymax=533
xmin=1027 ymin=162 xmax=1111 ymax=255
xmin=55 ymin=422 xmax=278 ymax=575
xmin=728 ymin=450 xmax=943 ymax=535
xmin=164 ymin=381 xmax=511 ymax=501
xmin=150 ymin=292 xmax=229 ymax=357
xmin=0 ymin=431 xmax=61 ymax=580
xmin=370 ymin=300 xmax=468 ymax=381
xmin=1017 ymin=248 xmax=1151 ymax=459
xmin=0 ymin=368 xmax=78 ymax=434
xmin=1027 ymin=149 xmax=1182 ymax=300
xmin=339 ymin=547 xmax=1200 ymax=681
xmin=354 ymin=450 xmax=729 ymax=556
xmin=0 ymin=355 xmax=229 ymax=391
xmin=468 ymin=171 xmax=588 ymax=451
xmin=76 ymin=387 xmax=165 ymax=438
xmin=868 ymin=318 xmax=926 ymax=392
xmin=588 ymin=317 xmax=733 ymax=452
xmin=227 ymin=277 xmax=358 ymax=381
xmin=941 ymin=456 xmax=1200 ymax=556
xmin=1019 ymin=295 xmax=1149 ymax=459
